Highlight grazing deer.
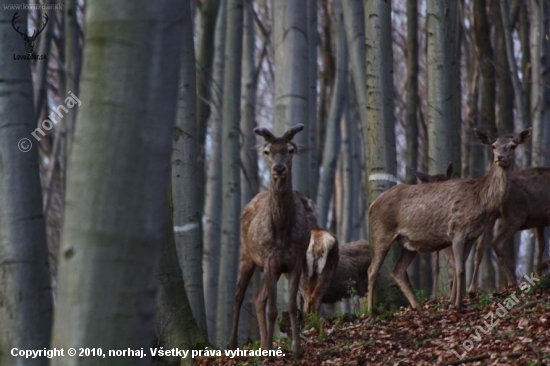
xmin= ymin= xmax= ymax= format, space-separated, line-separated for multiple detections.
xmin=299 ymin=229 xmax=339 ymax=313
xmin=467 ymin=167 xmax=550 ymax=292
xmin=227 ymin=124 xmax=310 ymax=357
xmin=367 ymin=129 xmax=531 ymax=311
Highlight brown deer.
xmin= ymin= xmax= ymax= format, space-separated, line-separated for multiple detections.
xmin=299 ymin=228 xmax=339 ymax=313
xmin=414 ymin=163 xmax=456 ymax=297
xmin=367 ymin=128 xmax=531 ymax=311
xmin=466 ymin=167 xmax=550 ymax=291
xmin=227 ymin=124 xmax=310 ymax=357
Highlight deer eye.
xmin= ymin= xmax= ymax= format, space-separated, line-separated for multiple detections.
xmin=288 ymin=147 xmax=295 ymax=154
xmin=491 ymin=144 xmax=497 ymax=149
xmin=263 ymin=150 xmax=270 ymax=156
xmin=510 ymin=144 xmax=517 ymax=150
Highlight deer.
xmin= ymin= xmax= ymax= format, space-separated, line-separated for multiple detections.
xmin=367 ymin=128 xmax=531 ymax=312
xmin=414 ymin=163 xmax=456 ymax=297
xmin=465 ymin=167 xmax=550 ymax=292
xmin=227 ymin=124 xmax=310 ymax=357
xmin=11 ymin=11 xmax=48 ymax=54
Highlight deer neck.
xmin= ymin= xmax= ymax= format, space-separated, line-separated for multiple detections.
xmin=268 ymin=174 xmax=295 ymax=230
xmin=480 ymin=162 xmax=510 ymax=212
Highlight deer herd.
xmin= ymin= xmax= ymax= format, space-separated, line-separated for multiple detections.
xmin=227 ymin=125 xmax=548 ymax=357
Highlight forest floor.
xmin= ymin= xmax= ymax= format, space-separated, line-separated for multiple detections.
xmin=198 ymin=273 xmax=550 ymax=366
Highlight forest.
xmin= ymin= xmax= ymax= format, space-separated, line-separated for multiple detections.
xmin=0 ymin=0 xmax=549 ymax=365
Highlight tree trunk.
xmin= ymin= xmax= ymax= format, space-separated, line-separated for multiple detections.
xmin=155 ymin=189 xmax=208 ymax=366
xmin=426 ymin=0 xmax=459 ymax=297
xmin=51 ymin=1 xmax=185 ymax=365
xmin=529 ymin=0 xmax=550 ymax=167
xmin=216 ymin=0 xmax=243 ymax=347
xmin=239 ymin=2 xmax=260 ymax=343
xmin=317 ymin=0 xmax=347 ymax=229
xmin=308 ymin=0 xmax=319 ymax=199
xmin=203 ymin=0 xmax=226 ymax=342
xmin=172 ymin=0 xmax=207 ymax=334
xmin=342 ymin=0 xmax=368 ymax=163
xmin=365 ymin=0 xmax=403 ymax=308
xmin=196 ymin=0 xmax=221 ymax=212
xmin=0 ymin=9 xmax=53 ymax=365
xmin=273 ymin=0 xmax=310 ymax=195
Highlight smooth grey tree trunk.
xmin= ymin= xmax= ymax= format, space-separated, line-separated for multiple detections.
xmin=529 ymin=0 xmax=550 ymax=167
xmin=365 ymin=0 xmax=402 ymax=308
xmin=342 ymin=0 xmax=368 ymax=157
xmin=203 ymin=0 xmax=226 ymax=343
xmin=317 ymin=0 xmax=347 ymax=229
xmin=426 ymin=0 xmax=458 ymax=297
xmin=273 ymin=0 xmax=310 ymax=195
xmin=51 ymin=1 xmax=184 ymax=365
xmin=0 ymin=8 xmax=53 ymax=366
xmin=307 ymin=0 xmax=319 ymax=199
xmin=216 ymin=0 xmax=243 ymax=347
xmin=239 ymin=2 xmax=260 ymax=343
xmin=172 ymin=0 xmax=207 ymax=334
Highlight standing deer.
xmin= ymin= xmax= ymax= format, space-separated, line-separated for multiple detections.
xmin=367 ymin=129 xmax=531 ymax=311
xmin=227 ymin=124 xmax=310 ymax=357
xmin=467 ymin=168 xmax=550 ymax=291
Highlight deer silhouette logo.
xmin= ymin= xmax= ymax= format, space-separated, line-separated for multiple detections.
xmin=11 ymin=11 xmax=48 ymax=54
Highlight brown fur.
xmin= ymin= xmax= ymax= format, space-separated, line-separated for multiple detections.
xmin=320 ymin=240 xmax=370 ymax=304
xmin=227 ymin=125 xmax=310 ymax=357
xmin=367 ymin=129 xmax=531 ymax=311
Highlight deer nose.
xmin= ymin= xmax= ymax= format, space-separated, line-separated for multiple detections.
xmin=496 ymin=155 xmax=506 ymax=162
xmin=272 ymin=164 xmax=287 ymax=175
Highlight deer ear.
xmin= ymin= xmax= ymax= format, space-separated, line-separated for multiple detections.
xmin=516 ymin=128 xmax=532 ymax=145
xmin=282 ymin=124 xmax=305 ymax=141
xmin=253 ymin=127 xmax=275 ymax=143
xmin=414 ymin=171 xmax=431 ymax=183
xmin=474 ymin=128 xmax=495 ymax=145
xmin=446 ymin=163 xmax=453 ymax=179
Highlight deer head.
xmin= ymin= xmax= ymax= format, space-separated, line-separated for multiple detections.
xmin=12 ymin=11 xmax=49 ymax=54
xmin=254 ymin=124 xmax=304 ymax=182
xmin=475 ymin=128 xmax=532 ymax=168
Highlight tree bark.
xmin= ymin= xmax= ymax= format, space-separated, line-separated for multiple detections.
xmin=307 ymin=0 xmax=319 ymax=199
xmin=426 ymin=0 xmax=459 ymax=297
xmin=203 ymin=0 xmax=227 ymax=343
xmin=51 ymin=1 xmax=184 ymax=365
xmin=365 ymin=0 xmax=403 ymax=308
xmin=273 ymin=0 xmax=310 ymax=195
xmin=317 ymin=0 xmax=347 ymax=229
xmin=0 ymin=9 xmax=53 ymax=366
xmin=216 ymin=0 xmax=243 ymax=347
xmin=172 ymin=0 xmax=207 ymax=334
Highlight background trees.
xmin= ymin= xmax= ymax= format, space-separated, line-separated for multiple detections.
xmin=2 ymin=0 xmax=550 ymax=357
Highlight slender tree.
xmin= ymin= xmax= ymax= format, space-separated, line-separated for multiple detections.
xmin=529 ymin=0 xmax=550 ymax=167
xmin=172 ymin=0 xmax=207 ymax=334
xmin=273 ymin=0 xmax=310 ymax=195
xmin=0 ymin=9 xmax=53 ymax=365
xmin=317 ymin=0 xmax=347 ymax=228
xmin=308 ymin=0 xmax=319 ymax=199
xmin=426 ymin=0 xmax=459 ymax=297
xmin=216 ymin=0 xmax=244 ymax=347
xmin=364 ymin=0 xmax=403 ymax=308
xmin=203 ymin=0 xmax=227 ymax=342
xmin=51 ymin=2 xmax=184 ymax=365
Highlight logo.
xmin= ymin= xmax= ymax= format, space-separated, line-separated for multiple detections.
xmin=11 ymin=11 xmax=48 ymax=54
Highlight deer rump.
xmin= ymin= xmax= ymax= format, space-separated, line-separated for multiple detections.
xmin=301 ymin=238 xmax=370 ymax=312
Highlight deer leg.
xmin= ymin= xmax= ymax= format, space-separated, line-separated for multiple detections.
xmin=440 ymin=247 xmax=455 ymax=300
xmin=254 ymin=280 xmax=268 ymax=348
xmin=288 ymin=263 xmax=303 ymax=357
xmin=491 ymin=224 xmax=518 ymax=287
xmin=265 ymin=264 xmax=280 ymax=351
xmin=390 ymin=248 xmax=419 ymax=309
xmin=451 ymin=237 xmax=468 ymax=311
xmin=431 ymin=252 xmax=439 ymax=299
xmin=227 ymin=260 xmax=256 ymax=349
xmin=367 ymin=234 xmax=394 ymax=312
xmin=534 ymin=226 xmax=545 ymax=277
xmin=468 ymin=227 xmax=490 ymax=293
